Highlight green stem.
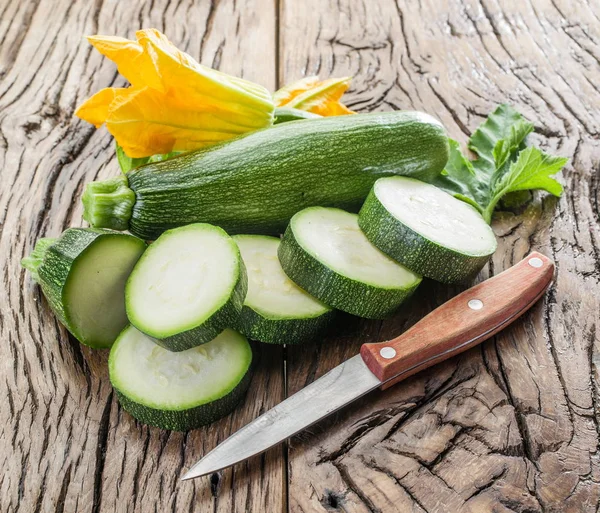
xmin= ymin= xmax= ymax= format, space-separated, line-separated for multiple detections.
xmin=273 ymin=107 xmax=321 ymax=124
xmin=483 ymin=188 xmax=508 ymax=224
xmin=21 ymin=237 xmax=57 ymax=282
xmin=82 ymin=174 xmax=135 ymax=231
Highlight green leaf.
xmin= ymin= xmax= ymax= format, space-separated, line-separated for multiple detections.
xmin=433 ymin=139 xmax=485 ymax=213
xmin=483 ymin=147 xmax=567 ymax=222
xmin=435 ymin=104 xmax=566 ymax=225
xmin=468 ymin=104 xmax=529 ymax=174
xmin=492 ymin=119 xmax=534 ymax=173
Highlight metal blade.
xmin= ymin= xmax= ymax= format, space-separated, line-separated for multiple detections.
xmin=182 ymin=354 xmax=380 ymax=480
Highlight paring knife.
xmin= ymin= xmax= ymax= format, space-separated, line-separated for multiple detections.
xmin=182 ymin=252 xmax=554 ymax=481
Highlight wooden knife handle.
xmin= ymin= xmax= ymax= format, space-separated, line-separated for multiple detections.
xmin=360 ymin=252 xmax=554 ymax=390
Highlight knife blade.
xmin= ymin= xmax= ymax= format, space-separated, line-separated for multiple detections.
xmin=182 ymin=252 xmax=554 ymax=481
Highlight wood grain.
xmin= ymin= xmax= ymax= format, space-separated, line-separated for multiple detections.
xmin=280 ymin=0 xmax=600 ymax=512
xmin=1 ymin=0 xmax=599 ymax=511
xmin=0 ymin=1 xmax=283 ymax=512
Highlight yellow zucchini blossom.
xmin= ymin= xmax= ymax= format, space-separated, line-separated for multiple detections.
xmin=273 ymin=76 xmax=355 ymax=116
xmin=76 ymin=29 xmax=275 ymax=158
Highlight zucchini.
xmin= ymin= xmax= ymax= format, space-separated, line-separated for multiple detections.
xmin=125 ymin=223 xmax=247 ymax=352
xmin=110 ymin=326 xmax=253 ymax=431
xmin=232 ymin=235 xmax=334 ymax=344
xmin=278 ymin=207 xmax=422 ymax=319
xmin=358 ymin=177 xmax=497 ymax=283
xmin=21 ymin=228 xmax=146 ymax=349
xmin=273 ymin=107 xmax=321 ymax=124
xmin=82 ymin=111 xmax=449 ymax=239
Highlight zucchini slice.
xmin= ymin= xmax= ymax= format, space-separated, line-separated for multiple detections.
xmin=278 ymin=207 xmax=422 ymax=319
xmin=125 ymin=223 xmax=247 ymax=352
xmin=109 ymin=326 xmax=253 ymax=431
xmin=232 ymin=235 xmax=334 ymax=344
xmin=21 ymin=228 xmax=146 ymax=349
xmin=358 ymin=177 xmax=497 ymax=283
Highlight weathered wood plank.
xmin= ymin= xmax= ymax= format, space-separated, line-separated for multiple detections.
xmin=3 ymin=0 xmax=600 ymax=511
xmin=280 ymin=0 xmax=600 ymax=511
xmin=0 ymin=1 xmax=283 ymax=512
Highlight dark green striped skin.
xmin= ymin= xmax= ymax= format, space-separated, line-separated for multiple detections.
xmin=21 ymin=228 xmax=146 ymax=348
xmin=273 ymin=107 xmax=321 ymax=124
xmin=358 ymin=188 xmax=496 ymax=284
xmin=113 ymin=349 xmax=254 ymax=431
xmin=86 ymin=111 xmax=448 ymax=239
xmin=127 ymin=243 xmax=248 ymax=353
xmin=277 ymin=223 xmax=421 ymax=319
xmin=234 ymin=304 xmax=335 ymax=344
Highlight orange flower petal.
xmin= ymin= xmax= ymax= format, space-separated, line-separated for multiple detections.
xmin=310 ymin=100 xmax=355 ymax=117
xmin=87 ymin=35 xmax=164 ymax=91
xmin=274 ymin=76 xmax=355 ymax=116
xmin=77 ymin=29 xmax=275 ymax=157
xmin=135 ymin=29 xmax=274 ymax=122
xmin=75 ymin=87 xmax=128 ymax=128
xmin=105 ymin=87 xmax=255 ymax=158
xmin=272 ymin=76 xmax=320 ymax=106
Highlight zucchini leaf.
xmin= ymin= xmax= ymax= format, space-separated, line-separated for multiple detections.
xmin=483 ymin=147 xmax=567 ymax=222
xmin=434 ymin=104 xmax=567 ymax=223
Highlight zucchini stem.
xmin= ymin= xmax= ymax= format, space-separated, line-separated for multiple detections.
xmin=21 ymin=237 xmax=57 ymax=282
xmin=82 ymin=175 xmax=135 ymax=231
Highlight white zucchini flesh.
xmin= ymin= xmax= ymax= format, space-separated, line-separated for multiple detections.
xmin=234 ymin=235 xmax=329 ymax=318
xmin=126 ymin=223 xmax=243 ymax=340
xmin=110 ymin=327 xmax=252 ymax=411
xmin=66 ymin=238 xmax=145 ymax=346
xmin=374 ymin=177 xmax=496 ymax=255
xmin=293 ymin=208 xmax=419 ymax=288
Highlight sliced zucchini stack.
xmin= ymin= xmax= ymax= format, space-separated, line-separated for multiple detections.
xmin=278 ymin=207 xmax=422 ymax=319
xmin=233 ymin=235 xmax=334 ymax=344
xmin=21 ymin=228 xmax=146 ymax=349
xmin=126 ymin=223 xmax=247 ymax=352
xmin=110 ymin=327 xmax=253 ymax=431
xmin=358 ymin=177 xmax=497 ymax=283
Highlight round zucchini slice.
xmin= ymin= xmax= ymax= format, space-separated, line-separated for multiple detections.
xmin=21 ymin=228 xmax=146 ymax=349
xmin=232 ymin=235 xmax=334 ymax=344
xmin=109 ymin=327 xmax=253 ymax=431
xmin=125 ymin=223 xmax=247 ymax=352
xmin=278 ymin=207 xmax=422 ymax=319
xmin=358 ymin=177 xmax=497 ymax=283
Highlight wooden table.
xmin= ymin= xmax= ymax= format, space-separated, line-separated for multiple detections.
xmin=2 ymin=0 xmax=599 ymax=511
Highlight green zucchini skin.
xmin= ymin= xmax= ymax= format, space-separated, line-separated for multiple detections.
xmin=358 ymin=187 xmax=495 ymax=283
xmin=234 ymin=305 xmax=335 ymax=345
xmin=84 ymin=111 xmax=449 ymax=239
xmin=273 ymin=107 xmax=321 ymax=124
xmin=231 ymin=234 xmax=334 ymax=345
xmin=110 ymin=327 xmax=254 ymax=431
xmin=277 ymin=222 xmax=420 ymax=319
xmin=21 ymin=228 xmax=146 ymax=349
xmin=114 ymin=369 xmax=252 ymax=431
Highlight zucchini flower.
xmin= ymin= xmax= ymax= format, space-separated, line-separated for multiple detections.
xmin=273 ymin=76 xmax=355 ymax=116
xmin=76 ymin=29 xmax=275 ymax=158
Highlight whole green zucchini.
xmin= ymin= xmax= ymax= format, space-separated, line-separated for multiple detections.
xmin=83 ymin=111 xmax=449 ymax=239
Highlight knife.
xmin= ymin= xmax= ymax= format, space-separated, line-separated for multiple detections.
xmin=182 ymin=252 xmax=554 ymax=480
